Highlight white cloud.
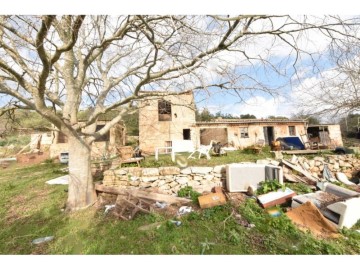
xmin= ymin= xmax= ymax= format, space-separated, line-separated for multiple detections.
xmin=199 ymin=95 xmax=293 ymax=119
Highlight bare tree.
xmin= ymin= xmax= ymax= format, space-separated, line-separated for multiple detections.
xmin=0 ymin=15 xmax=358 ymax=211
xmin=292 ymin=22 xmax=360 ymax=119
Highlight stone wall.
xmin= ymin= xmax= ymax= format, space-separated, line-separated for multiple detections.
xmin=291 ymin=154 xmax=360 ymax=179
xmin=102 ymin=165 xmax=226 ymax=195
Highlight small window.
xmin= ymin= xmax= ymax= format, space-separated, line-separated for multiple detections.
xmin=95 ymin=125 xmax=110 ymax=142
xmin=183 ymin=129 xmax=191 ymax=140
xmin=158 ymin=100 xmax=172 ymax=121
xmin=289 ymin=126 xmax=296 ymax=136
xmin=240 ymin=127 xmax=249 ymax=138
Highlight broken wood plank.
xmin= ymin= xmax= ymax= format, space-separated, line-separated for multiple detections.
xmin=284 ymin=173 xmax=299 ymax=183
xmin=281 ymin=159 xmax=319 ymax=183
xmin=95 ymin=183 xmax=191 ymax=204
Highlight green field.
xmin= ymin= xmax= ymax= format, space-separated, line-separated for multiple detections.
xmin=1 ymin=159 xmax=360 ymax=255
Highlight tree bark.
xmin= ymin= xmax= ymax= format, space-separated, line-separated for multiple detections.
xmin=66 ymin=135 xmax=96 ymax=211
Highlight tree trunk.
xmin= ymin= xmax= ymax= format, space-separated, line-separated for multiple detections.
xmin=66 ymin=135 xmax=96 ymax=211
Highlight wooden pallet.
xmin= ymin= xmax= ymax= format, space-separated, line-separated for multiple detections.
xmin=113 ymin=192 xmax=153 ymax=220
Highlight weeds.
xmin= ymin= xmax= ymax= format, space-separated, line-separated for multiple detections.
xmin=177 ymin=186 xmax=201 ymax=204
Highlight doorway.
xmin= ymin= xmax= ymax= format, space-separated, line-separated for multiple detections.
xmin=263 ymin=126 xmax=274 ymax=145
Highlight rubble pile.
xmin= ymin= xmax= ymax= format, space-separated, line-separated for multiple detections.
xmin=102 ymin=165 xmax=226 ymax=195
xmin=287 ymin=154 xmax=360 ymax=180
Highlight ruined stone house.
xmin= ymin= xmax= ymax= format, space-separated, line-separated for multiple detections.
xmin=33 ymin=121 xmax=126 ymax=158
xmin=139 ymin=92 xmax=343 ymax=153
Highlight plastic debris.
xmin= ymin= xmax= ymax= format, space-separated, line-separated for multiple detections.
xmin=177 ymin=206 xmax=192 ymax=216
xmin=46 ymin=175 xmax=69 ymax=185
xmin=170 ymin=220 xmax=182 ymax=226
xmin=155 ymin=202 xmax=167 ymax=209
xmin=104 ymin=204 xmax=115 ymax=214
xmin=267 ymin=208 xmax=281 ymax=217
xmin=32 ymin=236 xmax=54 ymax=245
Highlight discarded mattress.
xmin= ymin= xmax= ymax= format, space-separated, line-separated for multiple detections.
xmin=276 ymin=136 xmax=305 ymax=150
xmin=286 ymin=201 xmax=340 ymax=239
xmin=46 ymin=175 xmax=69 ymax=185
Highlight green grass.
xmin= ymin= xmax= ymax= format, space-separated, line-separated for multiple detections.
xmin=123 ymin=146 xmax=274 ymax=168
xmin=0 ymin=162 xmax=360 ymax=254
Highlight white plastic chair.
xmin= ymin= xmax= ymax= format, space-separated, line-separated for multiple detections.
xmin=188 ymin=140 xmax=214 ymax=160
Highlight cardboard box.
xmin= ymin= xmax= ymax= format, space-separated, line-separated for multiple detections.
xmin=198 ymin=192 xmax=226 ymax=209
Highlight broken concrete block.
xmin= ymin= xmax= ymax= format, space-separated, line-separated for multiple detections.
xmin=336 ymin=172 xmax=356 ymax=186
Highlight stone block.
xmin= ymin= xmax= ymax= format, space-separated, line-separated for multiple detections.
xmin=180 ymin=168 xmax=192 ymax=174
xmin=142 ymin=176 xmax=159 ymax=182
xmin=176 ymin=177 xmax=189 ymax=185
xmin=191 ymin=167 xmax=213 ymax=174
xmin=126 ymin=167 xmax=142 ymax=177
xmin=114 ymin=169 xmax=127 ymax=175
xmin=142 ymin=168 xmax=159 ymax=176
xmin=204 ymin=174 xmax=214 ymax=181
xmin=140 ymin=182 xmax=152 ymax=188
xmin=159 ymin=167 xmax=180 ymax=175
xmin=193 ymin=175 xmax=203 ymax=181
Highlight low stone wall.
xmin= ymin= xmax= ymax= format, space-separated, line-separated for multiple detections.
xmin=291 ymin=154 xmax=360 ymax=179
xmin=102 ymin=166 xmax=227 ymax=195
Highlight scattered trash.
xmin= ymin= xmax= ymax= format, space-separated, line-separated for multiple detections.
xmin=198 ymin=188 xmax=226 ymax=209
xmin=155 ymin=202 xmax=168 ymax=209
xmin=32 ymin=236 xmax=54 ymax=245
xmin=104 ymin=204 xmax=115 ymax=214
xmin=257 ymin=187 xmax=296 ymax=208
xmin=234 ymin=213 xmax=254 ymax=228
xmin=46 ymin=175 xmax=69 ymax=185
xmin=177 ymin=206 xmax=192 ymax=216
xmin=170 ymin=220 xmax=182 ymax=226
xmin=267 ymin=208 xmax=281 ymax=217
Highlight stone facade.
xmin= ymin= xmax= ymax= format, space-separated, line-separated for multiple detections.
xmin=138 ymin=91 xmax=196 ymax=154
xmin=102 ymin=165 xmax=227 ymax=195
xmin=49 ymin=121 xmax=126 ymax=158
xmin=195 ymin=120 xmax=308 ymax=149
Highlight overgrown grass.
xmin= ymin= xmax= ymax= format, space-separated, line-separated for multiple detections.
xmin=1 ymin=163 xmax=360 ymax=254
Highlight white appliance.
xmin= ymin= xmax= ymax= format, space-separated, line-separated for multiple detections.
xmin=226 ymin=163 xmax=283 ymax=192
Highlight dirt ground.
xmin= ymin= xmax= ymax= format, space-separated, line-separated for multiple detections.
xmin=16 ymin=151 xmax=50 ymax=165
xmin=286 ymin=201 xmax=340 ymax=239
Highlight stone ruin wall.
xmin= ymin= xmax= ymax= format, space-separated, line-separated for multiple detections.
xmin=102 ymin=166 xmax=227 ymax=195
